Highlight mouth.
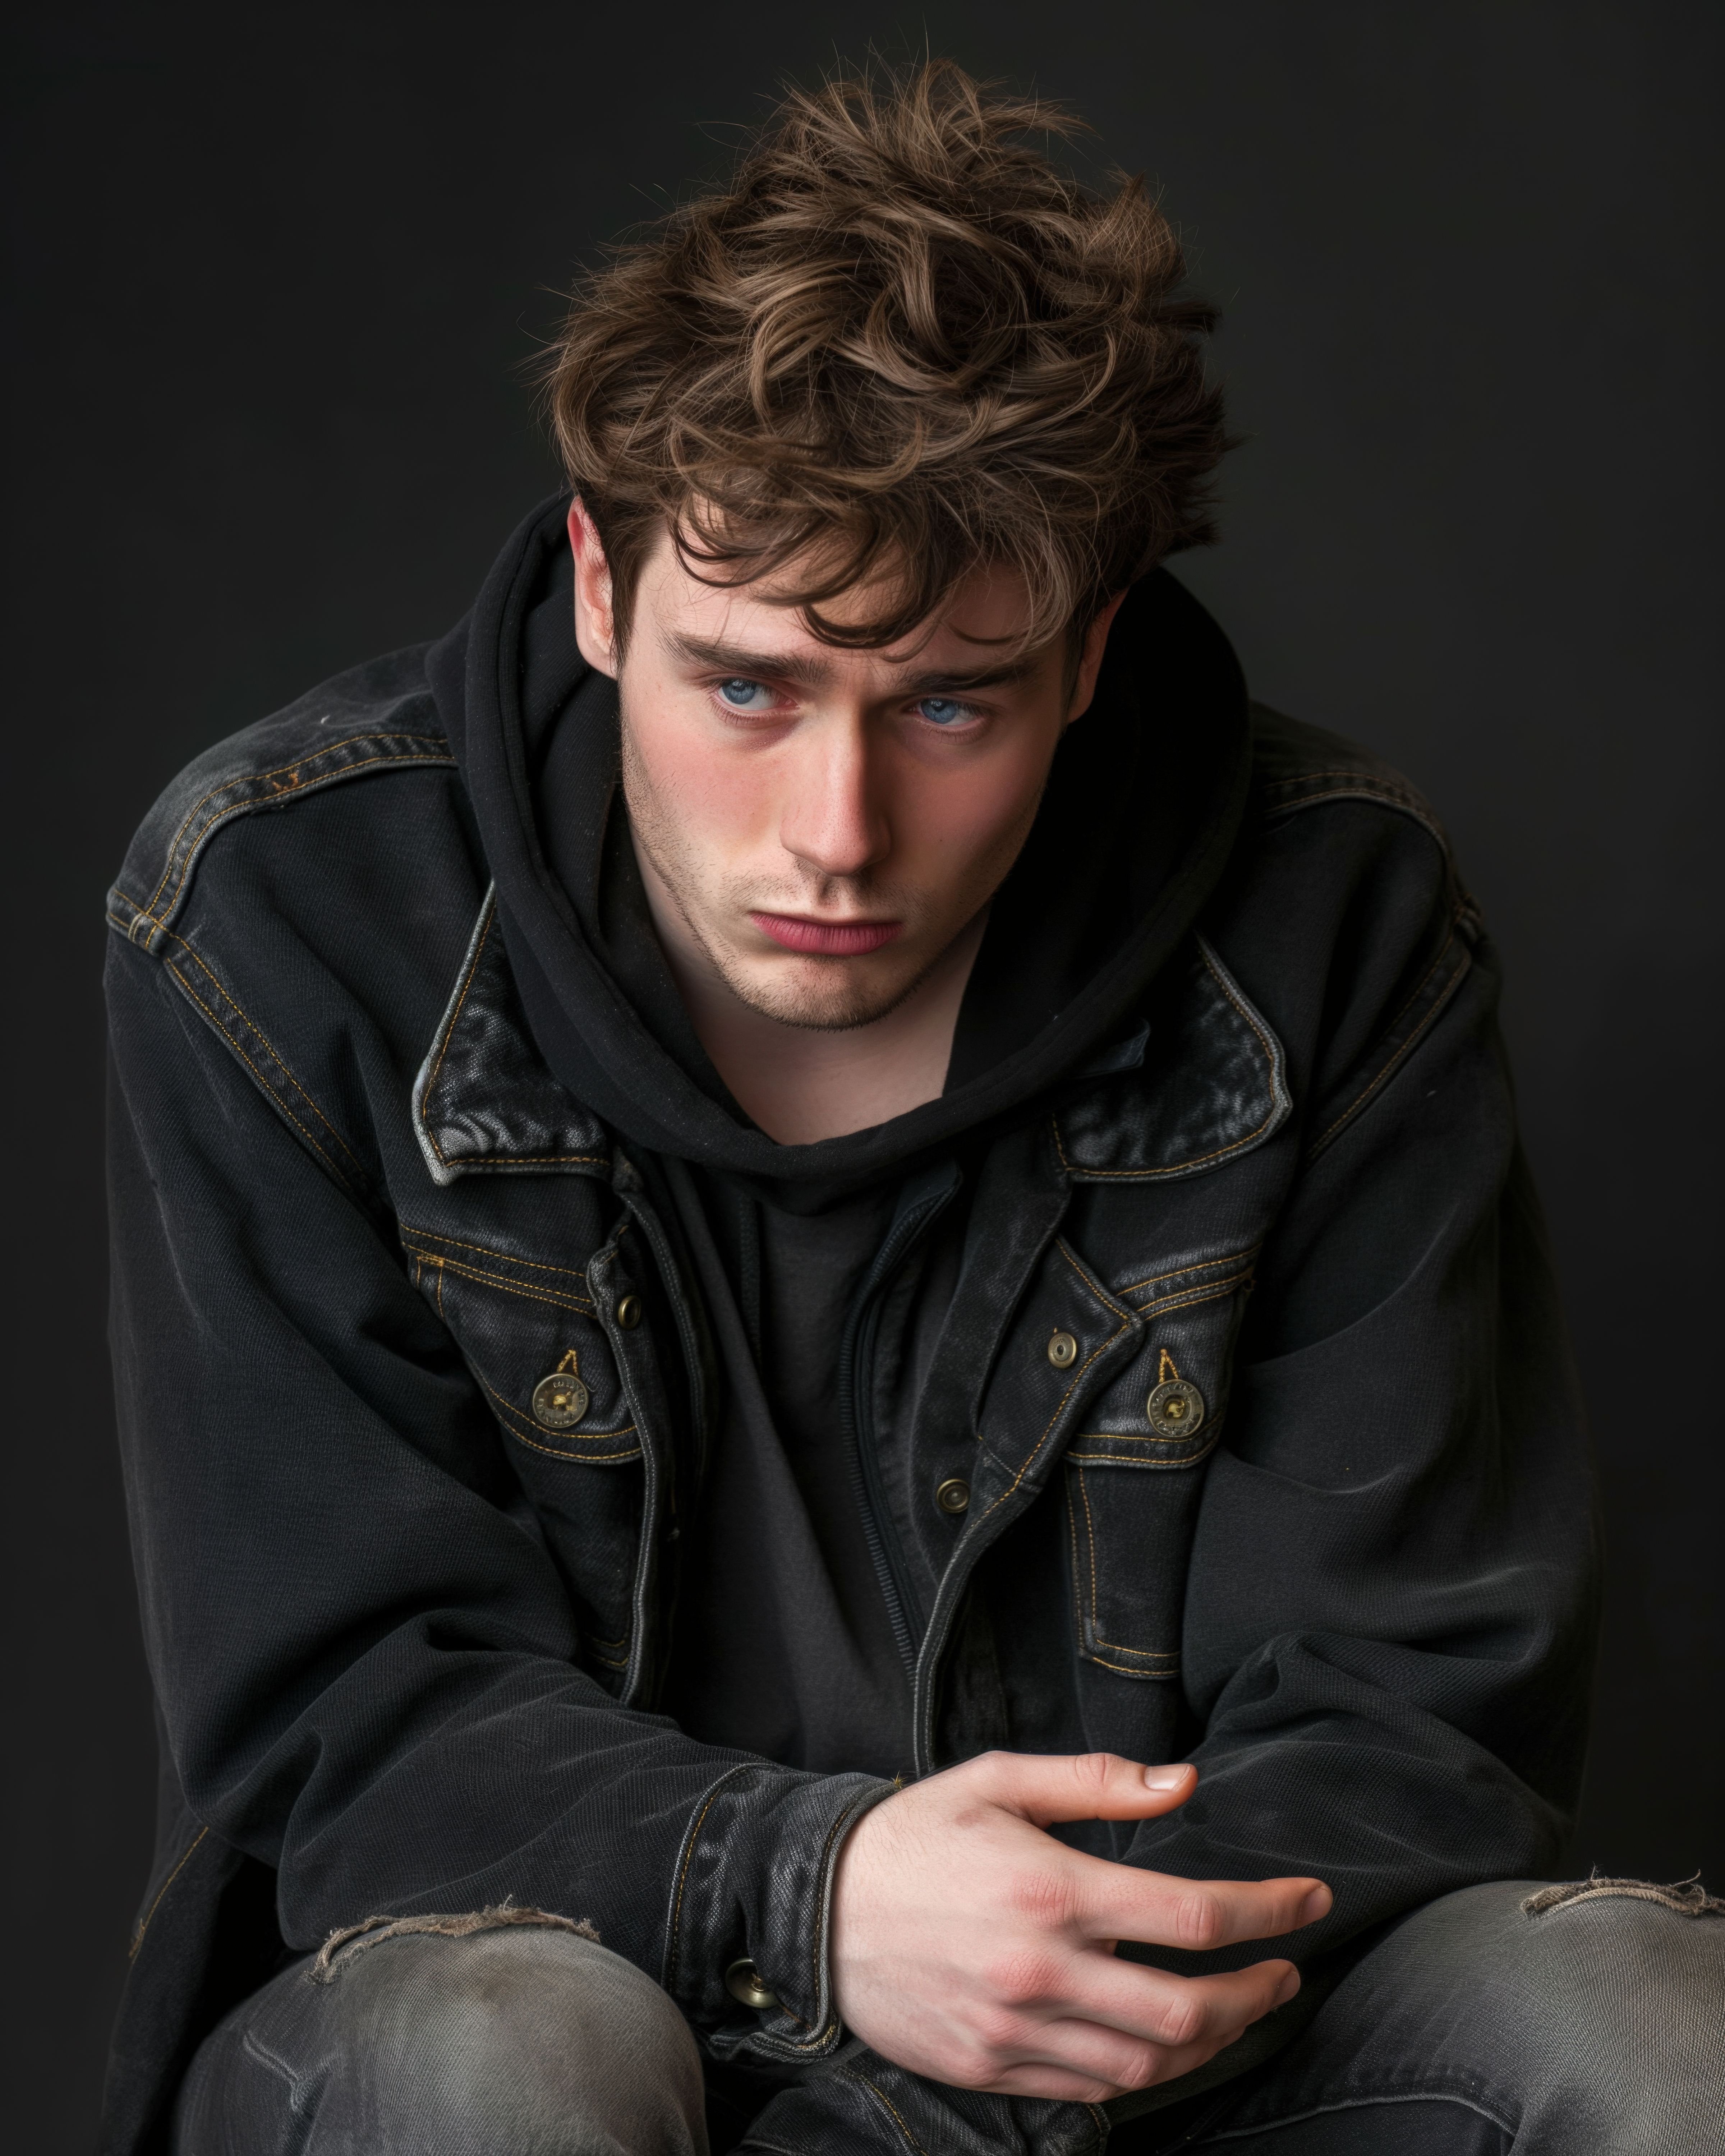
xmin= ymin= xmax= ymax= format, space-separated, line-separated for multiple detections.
xmin=749 ymin=912 xmax=904 ymax=957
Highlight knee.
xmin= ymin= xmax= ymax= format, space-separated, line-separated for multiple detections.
xmin=318 ymin=1916 xmax=705 ymax=2152
xmin=1403 ymin=1876 xmax=1725 ymax=2142
xmin=1509 ymin=1875 xmax=1725 ymax=2030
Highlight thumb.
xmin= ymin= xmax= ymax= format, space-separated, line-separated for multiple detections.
xmin=966 ymin=1750 xmax=1196 ymax=1828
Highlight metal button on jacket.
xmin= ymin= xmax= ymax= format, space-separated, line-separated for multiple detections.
xmin=531 ymin=1353 xmax=588 ymax=1431
xmin=1047 ymin=1330 xmax=1079 ymax=1369
xmin=724 ymin=1957 xmax=778 ymax=2009
xmin=1146 ymin=1377 xmax=1206 ymax=1437
xmin=935 ymin=1477 xmax=970 ymax=1516
xmin=615 ymin=1294 xmax=643 ymax=1330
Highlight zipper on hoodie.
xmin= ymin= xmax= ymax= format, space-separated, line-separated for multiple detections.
xmin=837 ymin=1158 xmax=962 ymax=1678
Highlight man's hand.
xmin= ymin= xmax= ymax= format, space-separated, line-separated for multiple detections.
xmin=829 ymin=1752 xmax=1331 ymax=2102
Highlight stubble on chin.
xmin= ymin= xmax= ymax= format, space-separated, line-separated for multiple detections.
xmin=620 ymin=720 xmax=947 ymax=1036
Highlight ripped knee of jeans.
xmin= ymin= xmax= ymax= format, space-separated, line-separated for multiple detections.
xmin=1522 ymin=1871 xmax=1724 ymax=1920
xmin=307 ymin=1898 xmax=602 ymax=1982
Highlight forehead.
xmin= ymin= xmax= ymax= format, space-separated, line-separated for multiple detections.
xmin=633 ymin=522 xmax=1039 ymax=673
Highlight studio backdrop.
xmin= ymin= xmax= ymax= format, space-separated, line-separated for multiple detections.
xmin=9 ymin=5 xmax=1720 ymax=2147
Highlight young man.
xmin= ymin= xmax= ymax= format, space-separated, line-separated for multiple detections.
xmin=103 ymin=61 xmax=1719 ymax=2156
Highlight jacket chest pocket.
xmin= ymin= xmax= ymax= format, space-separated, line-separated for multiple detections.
xmin=1062 ymin=1279 xmax=1246 ymax=1681
xmin=401 ymin=1225 xmax=641 ymax=1686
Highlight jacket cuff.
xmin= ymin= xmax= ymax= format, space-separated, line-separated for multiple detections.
xmin=662 ymin=1763 xmax=894 ymax=2065
xmin=734 ymin=2042 xmax=1108 ymax=2155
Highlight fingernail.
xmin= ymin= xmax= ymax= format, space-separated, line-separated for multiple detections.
xmin=1275 ymin=1969 xmax=1301 ymax=2008
xmin=1300 ymin=1886 xmax=1332 ymax=1924
xmin=1142 ymin=1764 xmax=1192 ymax=1791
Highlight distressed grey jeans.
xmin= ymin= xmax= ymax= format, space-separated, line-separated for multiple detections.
xmin=170 ymin=1878 xmax=1724 ymax=2154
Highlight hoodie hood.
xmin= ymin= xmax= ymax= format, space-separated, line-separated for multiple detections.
xmin=429 ymin=496 xmax=1250 ymax=1201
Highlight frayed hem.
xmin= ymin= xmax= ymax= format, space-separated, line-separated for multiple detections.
xmin=1522 ymin=1872 xmax=1723 ymax=1919
xmin=308 ymin=1898 xmax=601 ymax=1981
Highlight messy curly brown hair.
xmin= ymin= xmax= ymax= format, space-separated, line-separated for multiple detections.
xmin=542 ymin=59 xmax=1228 ymax=655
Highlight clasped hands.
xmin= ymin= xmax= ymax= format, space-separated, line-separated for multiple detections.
xmin=830 ymin=1751 xmax=1331 ymax=2103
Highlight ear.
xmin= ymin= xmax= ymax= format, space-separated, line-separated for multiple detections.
xmin=568 ymin=497 xmax=619 ymax=677
xmin=1064 ymin=589 xmax=1130 ymax=725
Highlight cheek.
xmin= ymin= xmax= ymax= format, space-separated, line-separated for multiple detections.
xmin=626 ymin=693 xmax=779 ymax=856
xmin=896 ymin=738 xmax=1053 ymax=870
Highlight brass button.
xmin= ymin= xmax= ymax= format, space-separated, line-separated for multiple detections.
xmin=935 ymin=1477 xmax=970 ymax=1516
xmin=724 ymin=1957 xmax=778 ymax=2009
xmin=615 ymin=1294 xmax=643 ymax=1331
xmin=1146 ymin=1377 xmax=1206 ymax=1437
xmin=532 ymin=1351 xmax=588 ymax=1430
xmin=1047 ymin=1330 xmax=1078 ymax=1369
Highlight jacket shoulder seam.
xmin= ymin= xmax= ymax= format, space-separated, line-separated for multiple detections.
xmin=1304 ymin=906 xmax=1477 ymax=1163
xmin=109 ymin=726 xmax=455 ymax=953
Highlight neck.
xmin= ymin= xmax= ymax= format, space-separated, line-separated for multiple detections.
xmin=633 ymin=844 xmax=985 ymax=1147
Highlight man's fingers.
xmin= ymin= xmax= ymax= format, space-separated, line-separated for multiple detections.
xmin=1072 ymin=1861 xmax=1331 ymax=1950
xmin=1050 ymin=1954 xmax=1300 ymax=2054
xmin=964 ymin=1749 xmax=1197 ymax=1826
xmin=974 ymin=1962 xmax=1300 ymax=2100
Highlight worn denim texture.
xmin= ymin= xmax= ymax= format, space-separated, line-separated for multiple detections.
xmin=171 ymin=1921 xmax=707 ymax=2155
xmin=167 ymin=1881 xmax=1724 ymax=2153
xmin=103 ymin=508 xmax=1602 ymax=2154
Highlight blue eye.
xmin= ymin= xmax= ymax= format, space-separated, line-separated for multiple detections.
xmin=916 ymin=696 xmax=973 ymax=726
xmin=717 ymin=678 xmax=774 ymax=710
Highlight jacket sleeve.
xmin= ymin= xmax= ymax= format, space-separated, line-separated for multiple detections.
xmin=104 ymin=934 xmax=889 ymax=2064
xmin=1119 ymin=889 xmax=1600 ymax=1973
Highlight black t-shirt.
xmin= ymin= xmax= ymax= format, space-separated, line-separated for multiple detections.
xmin=655 ymin=1170 xmax=915 ymax=1777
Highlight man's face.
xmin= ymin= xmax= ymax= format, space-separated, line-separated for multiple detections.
xmin=569 ymin=503 xmax=1122 ymax=1032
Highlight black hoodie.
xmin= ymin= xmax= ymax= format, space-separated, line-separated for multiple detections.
xmin=427 ymin=501 xmax=1252 ymax=1775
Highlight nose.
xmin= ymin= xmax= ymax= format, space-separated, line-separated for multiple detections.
xmin=776 ymin=714 xmax=891 ymax=881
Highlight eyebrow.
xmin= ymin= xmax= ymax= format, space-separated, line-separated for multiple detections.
xmin=662 ymin=630 xmax=1040 ymax=697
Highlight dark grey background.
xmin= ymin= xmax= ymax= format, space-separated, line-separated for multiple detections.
xmin=9 ymin=3 xmax=1720 ymax=2145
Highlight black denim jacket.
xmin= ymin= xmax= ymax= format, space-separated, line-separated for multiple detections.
xmin=101 ymin=546 xmax=1598 ymax=2154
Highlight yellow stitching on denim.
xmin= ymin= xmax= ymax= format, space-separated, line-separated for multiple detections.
xmin=1055 ymin=1238 xmax=1132 ymax=1321
xmin=402 ymin=1250 xmax=597 ymax=1317
xmin=1123 ymin=1274 xmax=1252 ymax=1319
xmin=1068 ymin=1448 xmax=1218 ymax=1468
xmin=982 ymin=1245 xmax=1132 ymax=1517
xmin=1070 ymin=1451 xmax=1192 ymax=1664
xmin=145 ymin=746 xmax=457 ymax=925
xmin=1066 ymin=1473 xmax=1089 ymax=1639
xmin=129 ymin=1826 xmax=210 ymax=1960
xmin=166 ymin=967 xmax=356 ymax=1188
xmin=837 ymin=2068 xmax=933 ymax=2156
xmin=397 ymin=1227 xmax=592 ymax=1283
xmin=807 ymin=1790 xmax=880 ymax=2033
xmin=166 ymin=935 xmax=366 ymax=1175
xmin=505 ymin=1426 xmax=641 ymax=1464
xmin=399 ymin=1248 xmax=596 ymax=1313
xmin=1052 ymin=944 xmax=1284 ymax=1180
xmin=141 ymin=734 xmax=450 ymax=920
xmin=666 ymin=1773 xmax=740 ymax=1991
xmin=1308 ymin=930 xmax=1470 ymax=1158
xmin=1117 ymin=1243 xmax=1262 ymax=1296
xmin=1087 ymin=1650 xmax=1182 ymax=1676
xmin=480 ymin=1377 xmax=639 ymax=1459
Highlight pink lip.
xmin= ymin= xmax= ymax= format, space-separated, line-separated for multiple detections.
xmin=749 ymin=912 xmax=903 ymax=956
